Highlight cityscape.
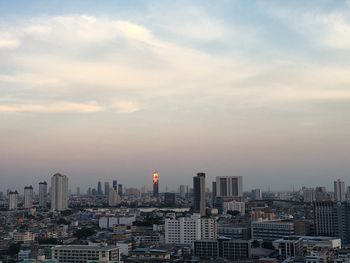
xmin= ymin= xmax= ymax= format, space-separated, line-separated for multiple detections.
xmin=1 ymin=0 xmax=350 ymax=263
xmin=1 ymin=173 xmax=350 ymax=263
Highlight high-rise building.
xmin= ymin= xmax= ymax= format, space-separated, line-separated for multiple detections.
xmin=108 ymin=188 xmax=120 ymax=206
xmin=164 ymin=192 xmax=176 ymax=206
xmin=118 ymin=184 xmax=123 ymax=196
xmin=334 ymin=179 xmax=346 ymax=202
xmin=179 ymin=185 xmax=186 ymax=198
xmin=314 ymin=201 xmax=335 ymax=237
xmin=153 ymin=171 xmax=159 ymax=197
xmin=8 ymin=191 xmax=18 ymax=210
xmin=251 ymin=189 xmax=262 ymax=200
xmin=97 ymin=181 xmax=103 ymax=195
xmin=104 ymin=182 xmax=109 ymax=197
xmin=193 ymin=172 xmax=206 ymax=216
xmin=113 ymin=180 xmax=118 ymax=192
xmin=39 ymin=182 xmax=48 ymax=209
xmin=76 ymin=187 xmax=80 ymax=196
xmin=24 ymin=185 xmax=34 ymax=209
xmin=302 ymin=188 xmax=315 ymax=203
xmin=216 ymin=176 xmax=243 ymax=198
xmin=51 ymin=173 xmax=69 ymax=211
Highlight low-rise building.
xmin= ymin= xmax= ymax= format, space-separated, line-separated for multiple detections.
xmin=51 ymin=245 xmax=120 ymax=263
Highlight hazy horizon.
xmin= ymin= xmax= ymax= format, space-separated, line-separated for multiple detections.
xmin=1 ymin=0 xmax=350 ymax=193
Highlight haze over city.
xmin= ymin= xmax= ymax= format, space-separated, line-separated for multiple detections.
xmin=1 ymin=0 xmax=350 ymax=192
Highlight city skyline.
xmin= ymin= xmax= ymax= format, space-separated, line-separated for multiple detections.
xmin=1 ymin=0 xmax=350 ymax=191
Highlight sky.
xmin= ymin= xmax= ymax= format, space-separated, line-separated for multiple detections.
xmin=1 ymin=0 xmax=350 ymax=193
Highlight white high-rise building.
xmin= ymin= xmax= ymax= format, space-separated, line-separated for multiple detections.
xmin=8 ymin=191 xmax=18 ymax=210
xmin=223 ymin=200 xmax=245 ymax=215
xmin=216 ymin=176 xmax=243 ymax=198
xmin=334 ymin=179 xmax=346 ymax=202
xmin=51 ymin=173 xmax=69 ymax=211
xmin=165 ymin=214 xmax=217 ymax=244
xmin=302 ymin=188 xmax=315 ymax=203
xmin=24 ymin=186 xmax=34 ymax=209
xmin=39 ymin=181 xmax=48 ymax=209
xmin=108 ymin=188 xmax=121 ymax=206
xmin=252 ymin=189 xmax=262 ymax=200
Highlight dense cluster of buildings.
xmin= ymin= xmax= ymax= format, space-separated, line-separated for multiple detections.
xmin=1 ymin=173 xmax=350 ymax=263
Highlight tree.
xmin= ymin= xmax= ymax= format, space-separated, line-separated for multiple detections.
xmin=262 ymin=241 xmax=274 ymax=249
xmin=74 ymin=227 xmax=97 ymax=239
xmin=252 ymin=240 xmax=260 ymax=248
xmin=7 ymin=242 xmax=21 ymax=256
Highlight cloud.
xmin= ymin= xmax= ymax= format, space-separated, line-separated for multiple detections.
xmin=111 ymin=100 xmax=141 ymax=113
xmin=0 ymin=33 xmax=21 ymax=49
xmin=0 ymin=101 xmax=103 ymax=113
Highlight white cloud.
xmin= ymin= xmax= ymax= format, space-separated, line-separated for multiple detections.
xmin=111 ymin=100 xmax=141 ymax=113
xmin=0 ymin=33 xmax=20 ymax=49
xmin=0 ymin=101 xmax=103 ymax=113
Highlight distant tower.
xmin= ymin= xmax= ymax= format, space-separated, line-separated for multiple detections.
xmin=153 ymin=171 xmax=159 ymax=197
xmin=24 ymin=185 xmax=34 ymax=209
xmin=51 ymin=173 xmax=69 ymax=211
xmin=8 ymin=191 xmax=18 ymax=210
xmin=252 ymin=188 xmax=262 ymax=200
xmin=39 ymin=182 xmax=48 ymax=209
xmin=104 ymin=182 xmax=109 ymax=197
xmin=118 ymin=184 xmax=123 ymax=196
xmin=97 ymin=181 xmax=103 ymax=195
xmin=113 ymin=180 xmax=118 ymax=192
xmin=193 ymin=172 xmax=206 ymax=216
xmin=334 ymin=179 xmax=346 ymax=201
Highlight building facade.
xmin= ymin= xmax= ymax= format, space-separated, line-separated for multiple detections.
xmin=51 ymin=245 xmax=119 ymax=263
xmin=193 ymin=173 xmax=206 ymax=216
xmin=51 ymin=173 xmax=69 ymax=211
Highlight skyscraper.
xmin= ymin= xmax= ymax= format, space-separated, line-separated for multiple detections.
xmin=193 ymin=172 xmax=206 ymax=216
xmin=97 ymin=181 xmax=103 ymax=195
xmin=118 ymin=184 xmax=123 ymax=196
xmin=113 ymin=180 xmax=118 ymax=192
xmin=8 ymin=191 xmax=18 ymax=210
xmin=252 ymin=188 xmax=262 ymax=200
xmin=51 ymin=173 xmax=69 ymax=211
xmin=24 ymin=185 xmax=34 ymax=209
xmin=39 ymin=181 xmax=48 ymax=209
xmin=334 ymin=179 xmax=346 ymax=202
xmin=104 ymin=182 xmax=109 ymax=197
xmin=153 ymin=171 xmax=159 ymax=197
xmin=216 ymin=176 xmax=243 ymax=198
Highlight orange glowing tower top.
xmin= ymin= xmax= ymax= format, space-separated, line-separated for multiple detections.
xmin=153 ymin=171 xmax=159 ymax=197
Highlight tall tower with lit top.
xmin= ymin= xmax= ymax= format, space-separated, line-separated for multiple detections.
xmin=153 ymin=171 xmax=159 ymax=197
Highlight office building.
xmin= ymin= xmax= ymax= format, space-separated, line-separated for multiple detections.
xmin=216 ymin=176 xmax=243 ymax=198
xmin=252 ymin=220 xmax=295 ymax=241
xmin=24 ymin=185 xmax=34 ymax=209
xmin=252 ymin=188 xmax=262 ymax=200
xmin=52 ymin=245 xmax=120 ymax=263
xmin=104 ymin=182 xmax=109 ymax=197
xmin=8 ymin=190 xmax=18 ymax=210
xmin=97 ymin=181 xmax=103 ymax=195
xmin=152 ymin=171 xmax=159 ymax=197
xmin=112 ymin=180 xmax=118 ymax=192
xmin=39 ymin=181 xmax=48 ymax=209
xmin=218 ymin=223 xmax=251 ymax=240
xmin=334 ymin=179 xmax=346 ymax=202
xmin=314 ymin=201 xmax=335 ymax=237
xmin=274 ymin=237 xmax=303 ymax=259
xmin=193 ymin=172 xmax=206 ymax=216
xmin=179 ymin=185 xmax=186 ymax=198
xmin=51 ymin=173 xmax=69 ymax=211
xmin=117 ymin=184 xmax=123 ymax=196
xmin=194 ymin=238 xmax=251 ymax=260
